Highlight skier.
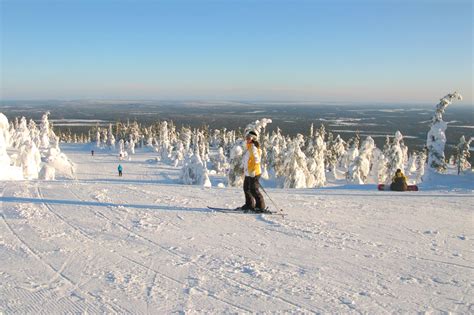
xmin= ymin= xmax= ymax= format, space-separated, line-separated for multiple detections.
xmin=390 ymin=168 xmax=407 ymax=191
xmin=241 ymin=130 xmax=266 ymax=212
xmin=91 ymin=150 xmax=94 ymax=156
xmin=118 ymin=164 xmax=123 ymax=177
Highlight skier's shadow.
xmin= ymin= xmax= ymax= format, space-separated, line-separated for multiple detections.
xmin=0 ymin=196 xmax=209 ymax=213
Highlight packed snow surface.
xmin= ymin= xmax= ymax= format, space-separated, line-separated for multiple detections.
xmin=1 ymin=144 xmax=472 ymax=313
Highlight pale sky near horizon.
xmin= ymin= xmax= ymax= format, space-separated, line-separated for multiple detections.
xmin=1 ymin=0 xmax=472 ymax=104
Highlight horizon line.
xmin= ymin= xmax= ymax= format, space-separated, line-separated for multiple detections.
xmin=1 ymin=98 xmax=472 ymax=107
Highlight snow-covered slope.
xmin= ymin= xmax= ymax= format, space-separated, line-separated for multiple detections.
xmin=1 ymin=144 xmax=472 ymax=313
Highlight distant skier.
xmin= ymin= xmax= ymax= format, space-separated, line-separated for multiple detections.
xmin=390 ymin=169 xmax=407 ymax=191
xmin=241 ymin=130 xmax=266 ymax=212
xmin=118 ymin=164 xmax=123 ymax=177
xmin=91 ymin=150 xmax=94 ymax=156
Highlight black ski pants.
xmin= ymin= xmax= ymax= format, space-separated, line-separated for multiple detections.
xmin=243 ymin=175 xmax=265 ymax=209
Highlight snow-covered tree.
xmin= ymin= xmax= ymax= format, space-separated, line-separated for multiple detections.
xmin=370 ymin=148 xmax=388 ymax=184
xmin=11 ymin=117 xmax=31 ymax=149
xmin=384 ymin=131 xmax=406 ymax=182
xmin=455 ymin=135 xmax=472 ymax=174
xmin=416 ymin=150 xmax=427 ymax=183
xmin=0 ymin=113 xmax=23 ymax=180
xmin=407 ymin=151 xmax=419 ymax=173
xmin=180 ymin=144 xmax=211 ymax=187
xmin=127 ymin=135 xmax=136 ymax=155
xmin=332 ymin=134 xmax=347 ymax=170
xmin=180 ymin=127 xmax=192 ymax=152
xmin=426 ymin=92 xmax=463 ymax=172
xmin=118 ymin=139 xmax=128 ymax=160
xmin=267 ymin=128 xmax=285 ymax=176
xmin=40 ymin=135 xmax=75 ymax=179
xmin=96 ymin=129 xmax=101 ymax=148
xmin=171 ymin=141 xmax=185 ymax=167
xmin=212 ymin=147 xmax=228 ymax=174
xmin=18 ymin=140 xmax=41 ymax=179
xmin=28 ymin=119 xmax=40 ymax=147
xmin=282 ymin=136 xmax=313 ymax=188
xmin=107 ymin=124 xmax=116 ymax=149
xmin=342 ymin=136 xmax=359 ymax=171
xmin=347 ymin=136 xmax=375 ymax=184
xmin=227 ymin=142 xmax=244 ymax=187
xmin=39 ymin=111 xmax=52 ymax=151
xmin=306 ymin=133 xmax=326 ymax=187
xmin=157 ymin=121 xmax=171 ymax=161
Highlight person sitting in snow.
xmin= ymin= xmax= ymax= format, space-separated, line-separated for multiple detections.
xmin=118 ymin=164 xmax=123 ymax=177
xmin=390 ymin=168 xmax=408 ymax=191
xmin=241 ymin=130 xmax=266 ymax=212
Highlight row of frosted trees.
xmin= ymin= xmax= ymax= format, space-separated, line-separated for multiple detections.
xmin=3 ymin=92 xmax=471 ymax=185
xmin=63 ymin=92 xmax=468 ymax=188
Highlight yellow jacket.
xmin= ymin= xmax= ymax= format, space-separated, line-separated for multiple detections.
xmin=243 ymin=143 xmax=262 ymax=177
xmin=392 ymin=172 xmax=407 ymax=183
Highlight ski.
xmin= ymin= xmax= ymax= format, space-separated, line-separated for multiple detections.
xmin=207 ymin=206 xmax=286 ymax=217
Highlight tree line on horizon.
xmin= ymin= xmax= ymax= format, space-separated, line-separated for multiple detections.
xmin=1 ymin=92 xmax=471 ymax=185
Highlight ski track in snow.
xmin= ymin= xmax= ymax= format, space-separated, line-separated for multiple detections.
xmin=0 ymin=144 xmax=473 ymax=313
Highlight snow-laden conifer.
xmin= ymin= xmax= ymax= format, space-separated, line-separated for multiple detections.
xmin=212 ymin=147 xmax=228 ymax=174
xmin=180 ymin=127 xmax=192 ymax=152
xmin=307 ymin=132 xmax=326 ymax=187
xmin=118 ymin=139 xmax=128 ymax=160
xmin=39 ymin=112 xmax=52 ymax=151
xmin=282 ymin=135 xmax=313 ymax=188
xmin=11 ymin=117 xmax=31 ymax=149
xmin=18 ymin=140 xmax=41 ymax=179
xmin=332 ymin=134 xmax=347 ymax=170
xmin=101 ymin=129 xmax=108 ymax=148
xmin=127 ymin=135 xmax=136 ymax=155
xmin=96 ymin=129 xmax=101 ymax=148
xmin=370 ymin=148 xmax=387 ymax=184
xmin=107 ymin=124 xmax=116 ymax=149
xmin=342 ymin=136 xmax=359 ymax=171
xmin=210 ymin=129 xmax=222 ymax=148
xmin=347 ymin=136 xmax=375 ymax=184
xmin=227 ymin=142 xmax=244 ymax=187
xmin=180 ymin=144 xmax=211 ymax=187
xmin=28 ymin=119 xmax=40 ymax=148
xmin=157 ymin=121 xmax=171 ymax=161
xmin=455 ymin=135 xmax=472 ymax=174
xmin=416 ymin=150 xmax=427 ymax=183
xmin=260 ymin=132 xmax=270 ymax=180
xmin=0 ymin=113 xmax=23 ymax=180
xmin=385 ymin=131 xmax=405 ymax=180
xmin=42 ymin=134 xmax=75 ymax=179
xmin=267 ymin=128 xmax=284 ymax=177
xmin=426 ymin=92 xmax=463 ymax=172
xmin=171 ymin=141 xmax=185 ymax=167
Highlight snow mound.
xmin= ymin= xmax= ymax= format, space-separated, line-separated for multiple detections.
xmin=420 ymin=169 xmax=474 ymax=192
xmin=45 ymin=151 xmax=76 ymax=179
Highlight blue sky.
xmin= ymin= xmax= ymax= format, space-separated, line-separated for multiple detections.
xmin=1 ymin=0 xmax=472 ymax=104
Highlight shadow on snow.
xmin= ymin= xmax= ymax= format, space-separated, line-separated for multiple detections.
xmin=0 ymin=196 xmax=208 ymax=213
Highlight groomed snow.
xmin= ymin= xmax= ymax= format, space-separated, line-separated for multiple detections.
xmin=1 ymin=144 xmax=472 ymax=313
